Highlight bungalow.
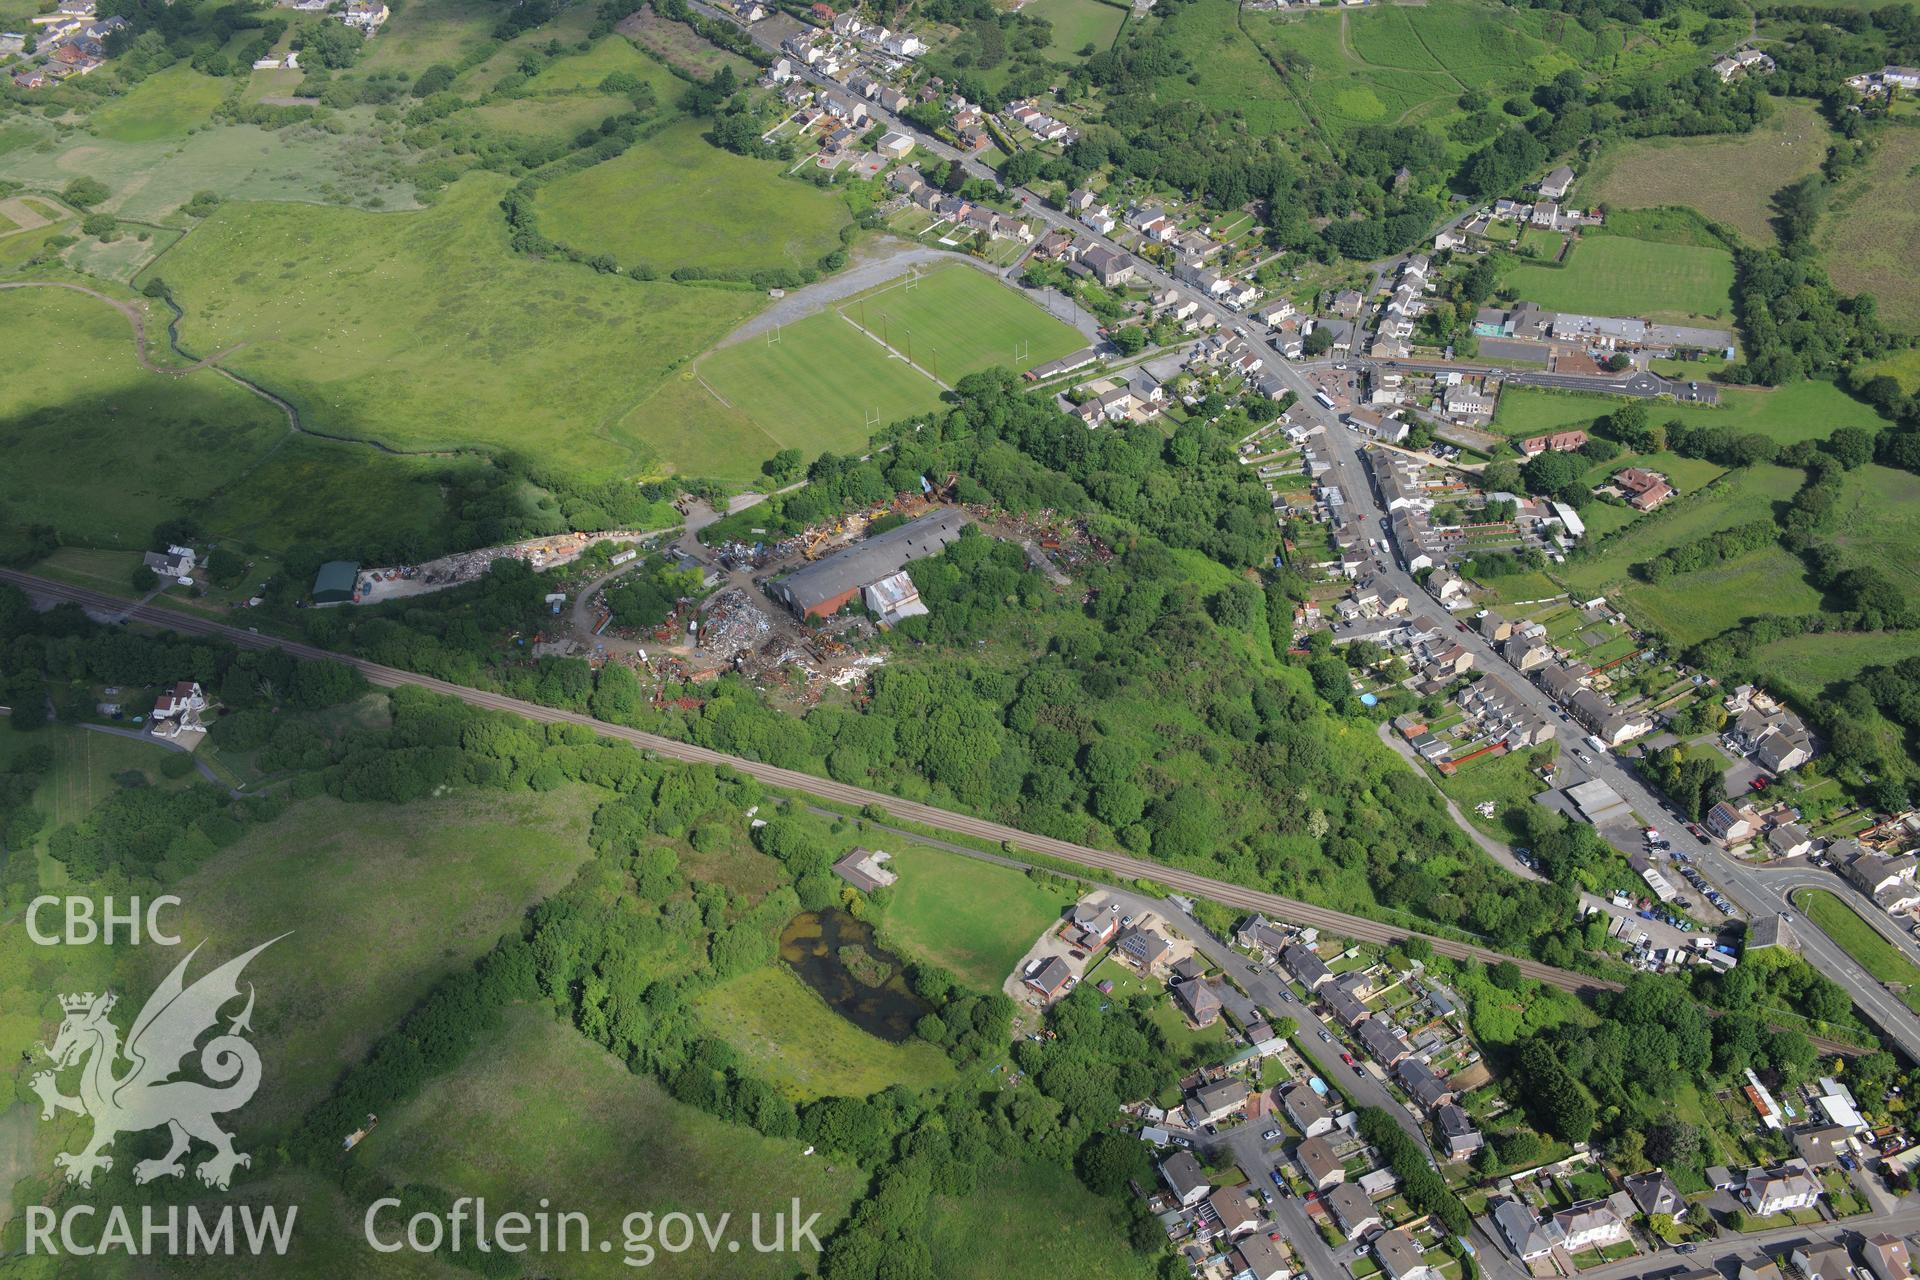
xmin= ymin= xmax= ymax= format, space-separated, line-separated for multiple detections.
xmin=1281 ymin=1084 xmax=1334 ymax=1137
xmin=1293 ymin=1134 xmax=1345 ymax=1190
xmin=1022 ymin=954 xmax=1072 ymax=1000
xmin=1791 ymin=1244 xmax=1853 ymax=1280
xmin=1742 ymin=1164 xmax=1822 ymax=1216
xmin=1624 ymin=1169 xmax=1686 ymax=1220
xmin=1435 ymin=1103 xmax=1482 ymax=1159
xmin=1173 ymin=976 xmax=1223 ymax=1028
xmin=1324 ymin=1183 xmax=1380 ymax=1239
xmin=1160 ymin=1151 xmax=1211 ymax=1207
xmin=1614 ymin=466 xmax=1674 ymax=511
xmin=1374 ymin=1228 xmax=1441 ymax=1280
xmin=1520 ymin=429 xmax=1588 ymax=457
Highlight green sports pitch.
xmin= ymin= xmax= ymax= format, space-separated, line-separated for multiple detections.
xmin=832 ymin=262 xmax=1086 ymax=385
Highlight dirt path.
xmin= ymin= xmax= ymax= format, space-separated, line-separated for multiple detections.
xmin=1373 ymin=722 xmax=1544 ymax=881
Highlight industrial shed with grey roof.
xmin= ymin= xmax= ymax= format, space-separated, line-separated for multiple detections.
xmin=769 ymin=509 xmax=968 ymax=619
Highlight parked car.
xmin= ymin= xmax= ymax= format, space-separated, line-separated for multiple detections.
xmin=1340 ymin=1052 xmax=1356 ymax=1066
xmin=1677 ymin=1244 xmax=1698 ymax=1255
xmin=1068 ymin=949 xmax=1087 ymax=960
xmin=1262 ymin=1128 xmax=1282 ymax=1142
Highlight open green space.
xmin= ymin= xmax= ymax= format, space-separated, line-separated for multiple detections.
xmin=1158 ymin=0 xmax=1315 ymax=136
xmin=0 ymin=109 xmax=419 ymax=222
xmin=1506 ymin=234 xmax=1734 ymax=322
xmin=1022 ymin=0 xmax=1129 ymax=57
xmin=1586 ymin=101 xmax=1831 ymax=248
xmin=149 ymin=788 xmax=597 ymax=1132
xmin=89 ymin=64 xmax=230 ymax=143
xmin=153 ymin=173 xmax=759 ymax=479
xmin=524 ymin=32 xmax=664 ymax=92
xmin=926 ymin=1160 xmax=1159 ymax=1280
xmin=695 ymin=963 xmax=956 ymax=1100
xmin=695 ymin=307 xmax=947 ymax=460
xmin=458 ymin=92 xmax=635 ymax=144
xmin=837 ymin=263 xmax=1086 ymax=383
xmin=0 ymin=285 xmax=463 ymax=556
xmin=1755 ymin=630 xmax=1920 ymax=700
xmin=876 ymin=844 xmax=1072 ymax=991
xmin=1820 ymin=125 xmax=1920 ymax=330
xmin=1789 ymin=888 xmax=1920 ymax=1014
xmin=1435 ymin=746 xmax=1554 ymax=841
xmin=1860 ymin=347 xmax=1920 ymax=395
xmin=1490 ymin=381 xmax=1885 ymax=447
xmin=374 ymin=1006 xmax=865 ymax=1280
xmin=1828 ymin=463 xmax=1920 ymax=592
xmin=535 ymin=119 xmax=852 ymax=273
xmin=1560 ymin=463 xmax=1806 ymax=594
xmin=1610 ymin=545 xmax=1823 ymax=647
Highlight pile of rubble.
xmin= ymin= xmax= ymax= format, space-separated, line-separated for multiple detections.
xmin=695 ymin=589 xmax=772 ymax=662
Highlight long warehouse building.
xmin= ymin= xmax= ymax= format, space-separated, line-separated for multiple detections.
xmin=770 ymin=508 xmax=968 ymax=620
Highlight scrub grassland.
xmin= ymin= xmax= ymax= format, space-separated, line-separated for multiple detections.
xmin=149 ymin=173 xmax=760 ymax=479
xmin=1585 ymin=100 xmax=1832 ymax=247
xmin=371 ymin=1006 xmax=866 ymax=1280
xmin=146 ymin=789 xmax=598 ymax=1132
xmin=0 ymin=285 xmax=467 ymax=559
xmin=533 ymin=119 xmax=854 ymax=273
xmin=1818 ymin=124 xmax=1920 ymax=330
xmin=873 ymin=845 xmax=1073 ymax=991
xmin=1489 ymin=381 xmax=1885 ymax=448
xmin=694 ymin=964 xmax=957 ymax=1100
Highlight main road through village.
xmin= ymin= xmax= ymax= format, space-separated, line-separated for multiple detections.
xmin=677 ymin=12 xmax=1920 ymax=1066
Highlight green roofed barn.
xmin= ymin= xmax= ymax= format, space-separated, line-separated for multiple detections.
xmin=312 ymin=560 xmax=361 ymax=605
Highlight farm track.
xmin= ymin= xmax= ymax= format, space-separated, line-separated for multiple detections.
xmin=0 ymin=567 xmax=1867 ymax=1058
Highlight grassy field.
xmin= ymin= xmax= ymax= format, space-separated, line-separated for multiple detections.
xmin=876 ymin=844 xmax=1072 ymax=991
xmin=693 ymin=311 xmax=942 ymax=463
xmin=695 ymin=964 xmax=956 ymax=1099
xmin=1022 ymin=0 xmax=1129 ymax=56
xmin=1586 ymin=101 xmax=1830 ymax=247
xmin=1755 ymin=630 xmax=1920 ymax=699
xmin=1610 ymin=545 xmax=1823 ymax=647
xmin=1489 ymin=381 xmax=1886 ymax=447
xmin=1790 ymin=889 xmax=1920 ymax=1014
xmin=1859 ymin=347 xmax=1920 ymax=394
xmin=1158 ymin=0 xmax=1315 ymax=136
xmin=1829 ymin=463 xmax=1920 ymax=592
xmin=1820 ymin=124 xmax=1920 ymax=330
xmin=152 ymin=173 xmax=759 ymax=479
xmin=146 ymin=789 xmax=597 ymax=1134
xmin=89 ymin=64 xmax=231 ymax=143
xmin=0 ymin=284 xmax=466 ymax=556
xmin=1562 ymin=462 xmax=1803 ymax=575
xmin=0 ymin=285 xmax=283 ymax=547
xmin=373 ymin=1006 xmax=866 ymax=1280
xmin=459 ymin=92 xmax=635 ymax=144
xmin=926 ymin=1160 xmax=1158 ymax=1280
xmin=535 ymin=120 xmax=852 ymax=273
xmin=837 ymin=263 xmax=1086 ymax=383
xmin=1505 ymin=234 xmax=1734 ymax=322
xmin=0 ymin=110 xmax=419 ymax=222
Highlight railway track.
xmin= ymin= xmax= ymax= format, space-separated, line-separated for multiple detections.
xmin=3 ymin=568 xmax=1866 ymax=1056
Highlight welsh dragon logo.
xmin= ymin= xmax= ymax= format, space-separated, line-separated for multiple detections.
xmin=31 ymin=937 xmax=283 ymax=1191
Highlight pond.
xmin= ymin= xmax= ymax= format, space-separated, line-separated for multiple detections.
xmin=779 ymin=910 xmax=931 ymax=1044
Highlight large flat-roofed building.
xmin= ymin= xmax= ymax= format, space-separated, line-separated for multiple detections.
xmin=770 ymin=509 xmax=967 ymax=620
